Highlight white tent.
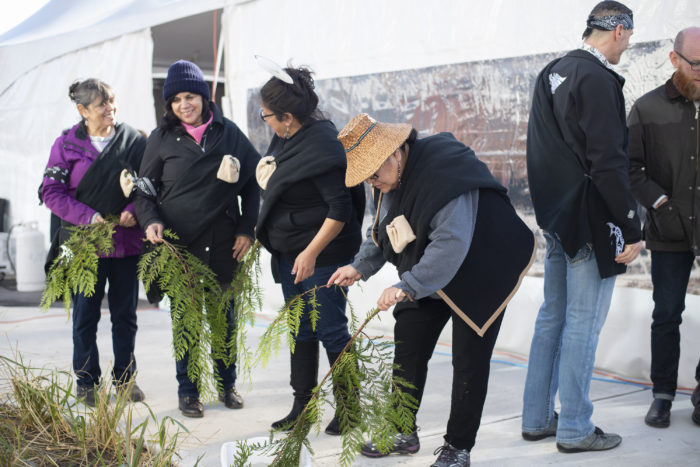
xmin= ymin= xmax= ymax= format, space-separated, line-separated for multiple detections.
xmin=1 ymin=0 xmax=699 ymax=386
xmin=0 ymin=0 xmax=228 ymax=240
xmin=1 ymin=0 xmax=698 ymax=245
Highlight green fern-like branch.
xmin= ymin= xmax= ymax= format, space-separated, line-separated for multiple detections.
xmin=137 ymin=230 xmax=231 ymax=399
xmin=243 ymin=286 xmax=418 ymax=466
xmin=220 ymin=241 xmax=264 ymax=383
xmin=40 ymin=219 xmax=117 ymax=313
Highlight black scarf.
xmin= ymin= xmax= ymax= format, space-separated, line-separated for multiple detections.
xmin=376 ymin=132 xmax=505 ymax=274
xmin=256 ymin=119 xmax=363 ymax=250
xmin=45 ymin=122 xmax=145 ymax=273
xmin=74 ymin=122 xmax=145 ymax=216
xmin=157 ymin=105 xmax=259 ymax=245
xmin=374 ymin=133 xmax=534 ymax=336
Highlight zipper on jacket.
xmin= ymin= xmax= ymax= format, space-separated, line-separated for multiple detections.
xmin=64 ymin=141 xmax=99 ymax=157
xmin=180 ymin=126 xmax=211 ymax=153
xmin=200 ymin=131 xmax=208 ymax=152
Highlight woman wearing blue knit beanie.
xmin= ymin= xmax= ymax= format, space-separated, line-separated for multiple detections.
xmin=134 ymin=60 xmax=261 ymax=418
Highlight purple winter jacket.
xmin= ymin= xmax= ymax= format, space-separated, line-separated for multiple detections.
xmin=42 ymin=122 xmax=145 ymax=258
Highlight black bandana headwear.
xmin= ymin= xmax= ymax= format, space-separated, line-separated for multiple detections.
xmin=587 ymin=13 xmax=634 ymax=31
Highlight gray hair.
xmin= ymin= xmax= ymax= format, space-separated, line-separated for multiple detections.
xmin=68 ymin=79 xmax=114 ymax=107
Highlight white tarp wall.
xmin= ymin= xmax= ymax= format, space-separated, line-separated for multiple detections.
xmin=224 ymin=0 xmax=700 ymax=388
xmin=224 ymin=0 xmax=699 ymax=129
xmin=0 ymin=29 xmax=155 ymax=241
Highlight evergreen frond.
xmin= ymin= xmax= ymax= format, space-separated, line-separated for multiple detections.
xmin=40 ymin=219 xmax=117 ymax=313
xmin=137 ymin=231 xmax=228 ymax=399
xmin=237 ymin=286 xmax=418 ymax=466
xmin=227 ymin=242 xmax=263 ymax=381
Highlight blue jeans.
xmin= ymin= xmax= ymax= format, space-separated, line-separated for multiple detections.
xmin=522 ymin=232 xmax=616 ymax=443
xmin=650 ymin=250 xmax=699 ymax=398
xmin=175 ymin=299 xmax=237 ymax=398
xmin=279 ymin=257 xmax=351 ymax=353
xmin=72 ymin=256 xmax=139 ymax=387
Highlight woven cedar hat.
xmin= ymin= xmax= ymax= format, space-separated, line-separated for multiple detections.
xmin=338 ymin=113 xmax=413 ymax=187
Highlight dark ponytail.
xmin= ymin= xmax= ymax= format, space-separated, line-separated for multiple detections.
xmin=260 ymin=65 xmax=323 ymax=124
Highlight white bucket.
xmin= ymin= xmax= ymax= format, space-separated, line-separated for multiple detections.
xmin=14 ymin=223 xmax=46 ymax=292
xmin=220 ymin=437 xmax=312 ymax=467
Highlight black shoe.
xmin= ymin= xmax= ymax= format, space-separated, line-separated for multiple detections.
xmin=645 ymin=398 xmax=671 ymax=428
xmin=360 ymin=430 xmax=420 ymax=457
xmin=556 ymin=427 xmax=621 ymax=453
xmin=325 ymin=415 xmax=341 ymax=436
xmin=522 ymin=412 xmax=558 ymax=441
xmin=691 ymin=384 xmax=700 ymax=408
xmin=179 ymin=396 xmax=204 ymax=418
xmin=431 ymin=442 xmax=470 ymax=467
xmin=76 ymin=385 xmax=96 ymax=407
xmin=218 ymin=387 xmax=244 ymax=409
xmin=692 ymin=403 xmax=700 ymax=426
xmin=116 ymin=382 xmax=145 ymax=403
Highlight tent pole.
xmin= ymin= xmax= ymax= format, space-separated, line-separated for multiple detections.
xmin=212 ymin=10 xmax=225 ymax=101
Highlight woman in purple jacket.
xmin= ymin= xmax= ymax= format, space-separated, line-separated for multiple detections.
xmin=42 ymin=79 xmax=146 ymax=407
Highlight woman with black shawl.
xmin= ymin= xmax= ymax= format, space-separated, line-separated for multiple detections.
xmin=255 ymin=65 xmax=364 ymax=435
xmin=134 ymin=60 xmax=260 ymax=418
xmin=328 ymin=113 xmax=536 ymax=467
xmin=42 ymin=79 xmax=146 ymax=407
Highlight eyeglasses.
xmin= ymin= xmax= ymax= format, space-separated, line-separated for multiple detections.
xmin=675 ymin=50 xmax=700 ymax=71
xmin=260 ymin=108 xmax=275 ymax=121
xmin=367 ymin=151 xmax=399 ymax=182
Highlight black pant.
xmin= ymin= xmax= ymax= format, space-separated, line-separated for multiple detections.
xmin=393 ymin=297 xmax=503 ymax=451
xmin=650 ymin=250 xmax=700 ymax=396
xmin=72 ymin=256 xmax=139 ymax=386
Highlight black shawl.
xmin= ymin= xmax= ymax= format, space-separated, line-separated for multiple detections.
xmin=45 ymin=122 xmax=145 ymax=273
xmin=74 ymin=122 xmax=145 ymax=216
xmin=374 ymin=133 xmax=534 ymax=336
xmin=256 ymin=119 xmax=364 ymax=252
xmin=157 ymin=113 xmax=259 ymax=245
xmin=377 ymin=132 xmax=505 ymax=274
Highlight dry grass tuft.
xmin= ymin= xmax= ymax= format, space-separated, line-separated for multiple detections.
xmin=0 ymin=355 xmax=190 ymax=466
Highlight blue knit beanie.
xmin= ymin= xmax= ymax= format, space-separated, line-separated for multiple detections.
xmin=163 ymin=60 xmax=210 ymax=102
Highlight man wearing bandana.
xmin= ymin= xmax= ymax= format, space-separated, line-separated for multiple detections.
xmin=523 ymin=1 xmax=643 ymax=453
xmin=628 ymin=26 xmax=700 ymax=429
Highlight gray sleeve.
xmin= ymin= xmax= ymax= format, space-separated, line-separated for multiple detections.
xmin=352 ymin=232 xmax=386 ymax=280
xmin=395 ymin=190 xmax=478 ymax=299
xmin=351 ymin=192 xmax=390 ymax=279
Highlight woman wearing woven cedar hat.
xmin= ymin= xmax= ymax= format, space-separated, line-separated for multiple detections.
xmin=254 ymin=63 xmax=364 ymax=435
xmin=328 ymin=113 xmax=536 ymax=467
xmin=133 ymin=60 xmax=260 ymax=418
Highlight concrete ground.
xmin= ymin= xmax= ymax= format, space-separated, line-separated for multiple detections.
xmin=1 ymin=302 xmax=698 ymax=466
xmin=1 ymin=257 xmax=699 ymax=466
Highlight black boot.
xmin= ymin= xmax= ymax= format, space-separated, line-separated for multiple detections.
xmin=645 ymin=398 xmax=672 ymax=428
xmin=272 ymin=340 xmax=319 ymax=431
xmin=325 ymin=350 xmax=359 ymax=436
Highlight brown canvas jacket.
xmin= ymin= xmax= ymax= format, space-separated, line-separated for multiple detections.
xmin=628 ymin=78 xmax=700 ymax=254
